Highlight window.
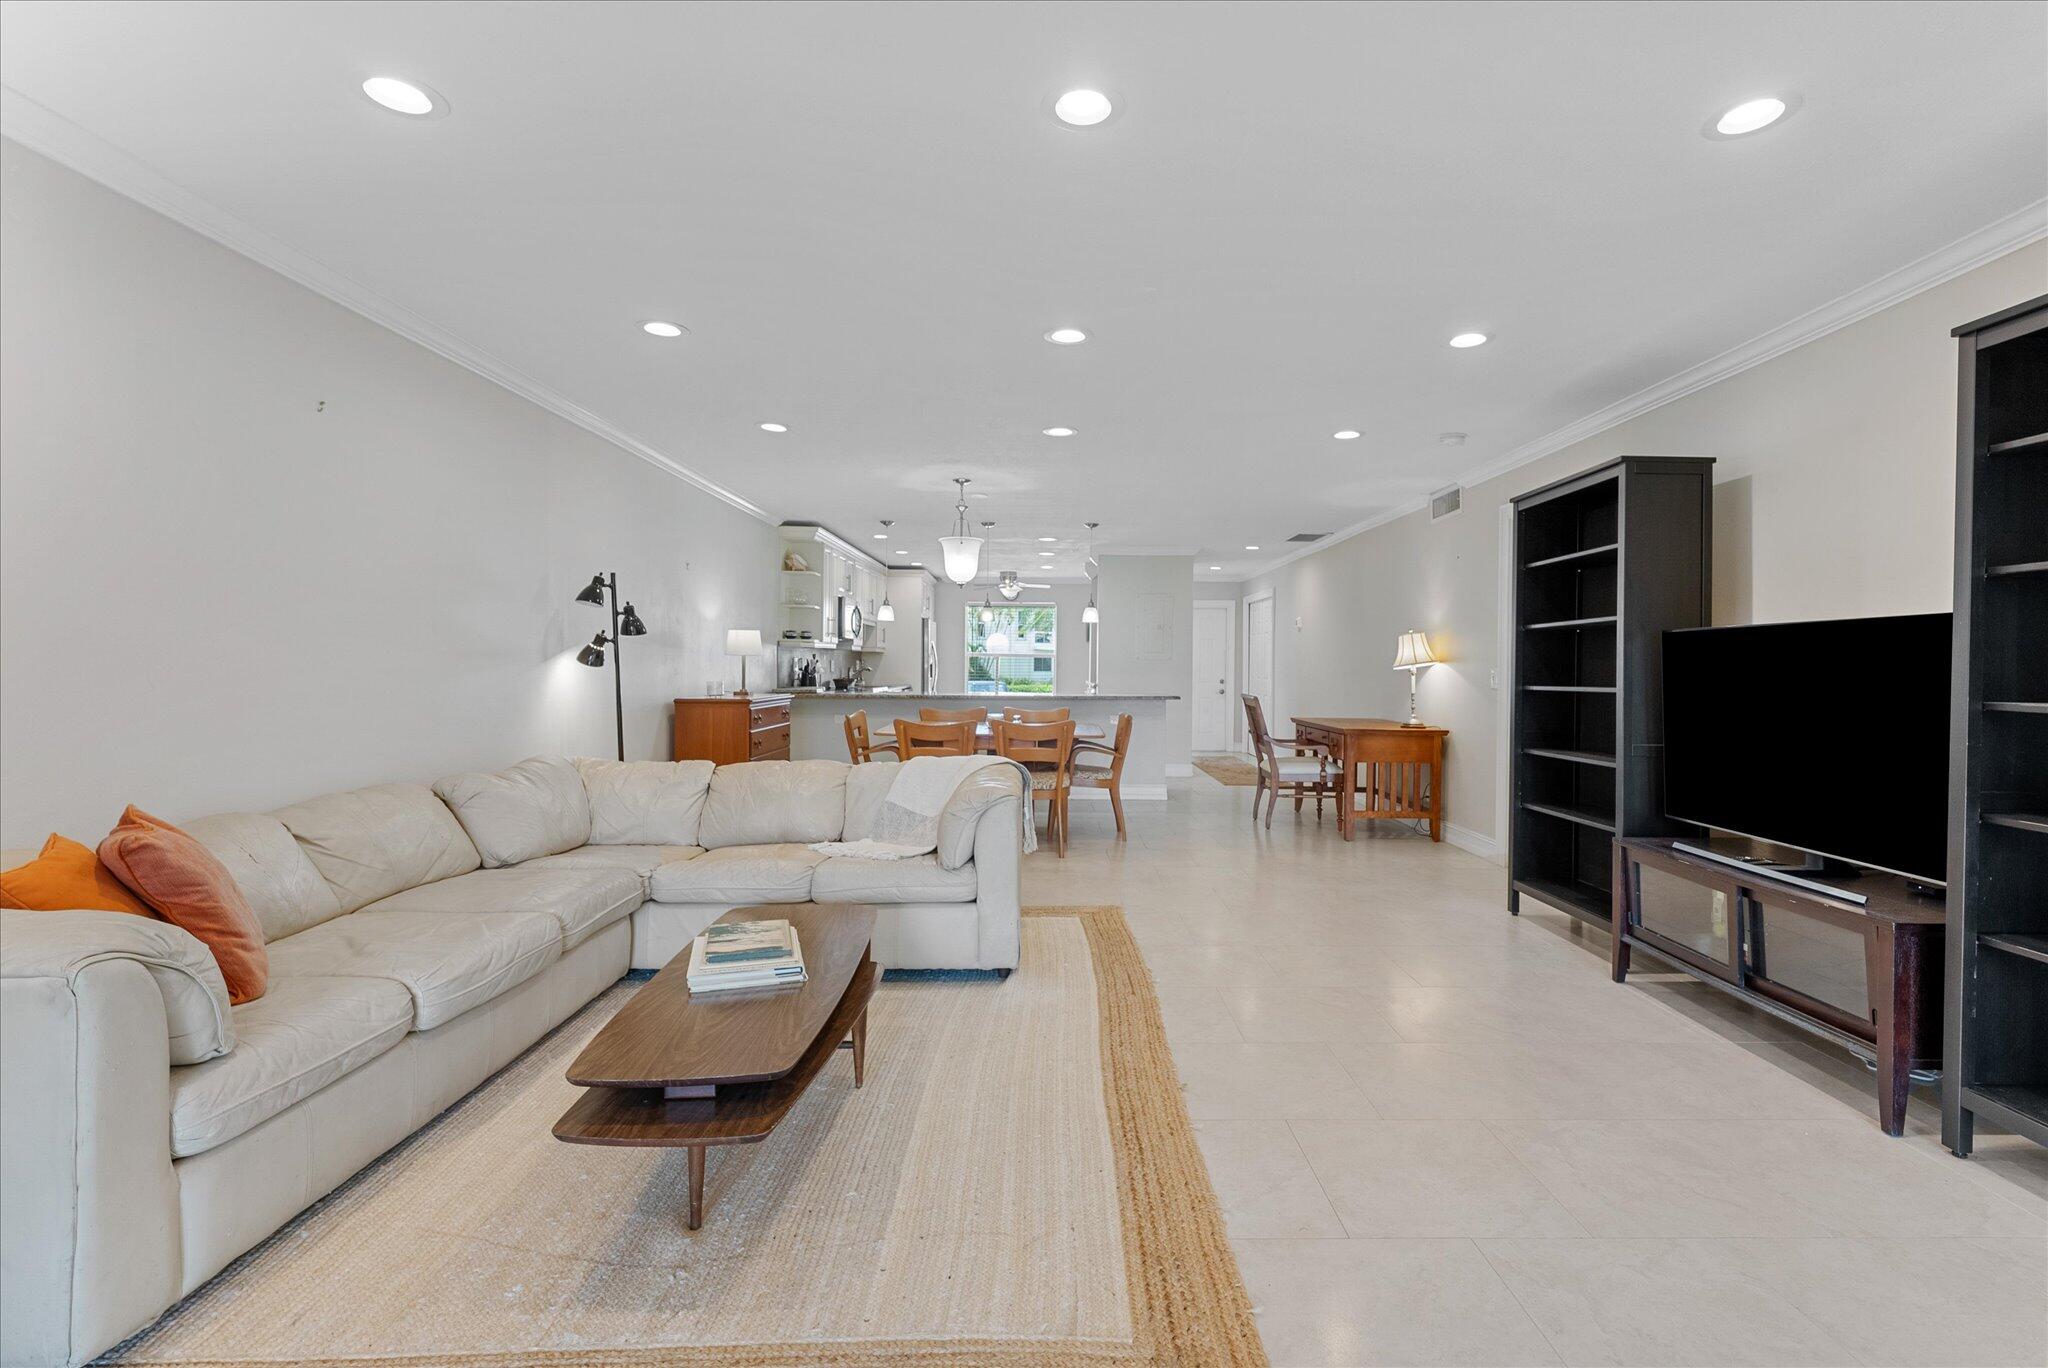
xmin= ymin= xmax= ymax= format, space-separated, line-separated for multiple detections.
xmin=966 ymin=604 xmax=1056 ymax=693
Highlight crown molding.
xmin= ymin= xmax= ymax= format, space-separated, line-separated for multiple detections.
xmin=1244 ymin=198 xmax=2048 ymax=584
xmin=0 ymin=87 xmax=774 ymax=526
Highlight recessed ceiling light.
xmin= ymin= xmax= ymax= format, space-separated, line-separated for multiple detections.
xmin=909 ymin=561 xmax=922 ymax=566
xmin=1038 ymin=536 xmax=1057 ymax=542
xmin=1334 ymin=430 xmax=1361 ymax=440
xmin=1715 ymin=96 xmax=1788 ymax=137
xmin=1439 ymin=432 xmax=1467 ymax=446
xmin=1039 ymin=551 xmax=1056 ymax=557
xmin=641 ymin=321 xmax=684 ymax=338
xmin=758 ymin=422 xmax=788 ymax=433
xmin=1044 ymin=327 xmax=1088 ymax=345
xmin=1449 ymin=332 xmax=1489 ymax=348
xmin=1053 ymin=89 xmax=1114 ymax=127
xmin=1209 ymin=565 xmax=1222 ymax=571
xmin=1042 ymin=426 xmax=1077 ymax=437
xmin=872 ymin=533 xmax=888 ymax=540
xmin=361 ymin=76 xmax=439 ymax=116
xmin=1244 ymin=544 xmax=1260 ymax=551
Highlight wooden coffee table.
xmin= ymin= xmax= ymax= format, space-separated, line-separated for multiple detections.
xmin=553 ymin=904 xmax=879 ymax=1230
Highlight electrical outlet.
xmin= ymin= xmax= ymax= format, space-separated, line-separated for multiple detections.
xmin=1489 ymin=668 xmax=1500 ymax=689
xmin=1293 ymin=616 xmax=1303 ymax=631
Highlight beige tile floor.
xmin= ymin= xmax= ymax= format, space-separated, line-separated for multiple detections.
xmin=1023 ymin=774 xmax=2048 ymax=1368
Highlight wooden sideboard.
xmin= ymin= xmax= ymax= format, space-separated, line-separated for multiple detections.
xmin=1612 ymin=837 xmax=1945 ymax=1136
xmin=674 ymin=694 xmax=792 ymax=765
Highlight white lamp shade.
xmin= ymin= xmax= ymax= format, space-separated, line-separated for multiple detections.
xmin=725 ymin=628 xmax=763 ymax=656
xmin=1393 ymin=629 xmax=1438 ymax=671
xmin=985 ymin=631 xmax=1009 ymax=652
xmin=939 ymin=535 xmax=984 ymax=587
xmin=877 ymin=600 xmax=895 ymax=622
xmin=1082 ymin=603 xmax=1099 ymax=625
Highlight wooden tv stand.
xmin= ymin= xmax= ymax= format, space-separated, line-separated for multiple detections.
xmin=1611 ymin=838 xmax=1945 ymax=1136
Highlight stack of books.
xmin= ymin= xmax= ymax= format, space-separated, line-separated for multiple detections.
xmin=687 ymin=917 xmax=808 ymax=994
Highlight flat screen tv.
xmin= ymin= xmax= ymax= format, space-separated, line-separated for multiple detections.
xmin=1663 ymin=612 xmax=1952 ymax=886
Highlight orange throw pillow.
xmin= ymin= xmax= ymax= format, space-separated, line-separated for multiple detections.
xmin=99 ymin=806 xmax=268 ymax=1004
xmin=1 ymin=834 xmax=160 ymax=917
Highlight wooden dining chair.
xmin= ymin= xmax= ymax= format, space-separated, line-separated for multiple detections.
xmin=894 ymin=718 xmax=977 ymax=758
xmin=1070 ymin=712 xmax=1133 ymax=836
xmin=1002 ymin=706 xmax=1070 ymax=723
xmin=989 ymin=718 xmax=1077 ymax=856
xmin=919 ymin=707 xmax=990 ymax=724
xmin=1241 ymin=694 xmax=1332 ymax=829
xmin=843 ymin=710 xmax=899 ymax=764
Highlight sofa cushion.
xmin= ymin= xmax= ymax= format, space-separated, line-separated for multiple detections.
xmin=168 ymin=975 xmax=413 ymax=1157
xmin=362 ymin=866 xmax=642 ymax=951
xmin=184 ymin=812 xmax=345 ymax=941
xmin=696 ymin=761 xmax=848 ymax=849
xmin=647 ymin=843 xmax=827 ymax=904
xmin=935 ymin=763 xmax=1025 ymax=871
xmin=520 ymin=844 xmax=704 ymax=882
xmin=266 ymin=909 xmax=559 ymax=1030
xmin=432 ymin=756 xmax=591 ymax=868
xmin=273 ymin=783 xmax=480 ymax=913
xmin=574 ymin=758 xmax=714 ymax=846
xmin=840 ymin=763 xmax=897 ymax=842
xmin=812 ymin=854 xmax=978 ymax=904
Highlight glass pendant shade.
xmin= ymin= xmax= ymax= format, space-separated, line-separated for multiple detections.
xmin=985 ymin=631 xmax=1009 ymax=652
xmin=940 ymin=535 xmax=983 ymax=586
xmin=877 ymin=599 xmax=895 ymax=622
xmin=1082 ymin=602 xmax=1099 ymax=625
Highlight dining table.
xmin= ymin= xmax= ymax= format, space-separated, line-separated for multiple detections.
xmin=1289 ymin=716 xmax=1448 ymax=842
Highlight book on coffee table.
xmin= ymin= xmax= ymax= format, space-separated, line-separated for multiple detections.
xmin=687 ymin=918 xmax=807 ymax=992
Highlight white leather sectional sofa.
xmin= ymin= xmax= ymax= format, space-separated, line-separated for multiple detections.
xmin=0 ymin=755 xmax=1022 ymax=1368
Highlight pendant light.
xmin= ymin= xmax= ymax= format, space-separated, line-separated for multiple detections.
xmin=1082 ymin=522 xmax=1101 ymax=624
xmin=938 ymin=477 xmax=984 ymax=586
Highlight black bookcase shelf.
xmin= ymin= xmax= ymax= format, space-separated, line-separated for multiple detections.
xmin=1508 ymin=455 xmax=1714 ymax=927
xmin=1945 ymin=293 xmax=2048 ymax=1157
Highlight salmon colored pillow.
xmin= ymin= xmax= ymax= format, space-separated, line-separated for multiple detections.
xmin=1 ymin=834 xmax=160 ymax=917
xmin=99 ymin=806 xmax=268 ymax=1004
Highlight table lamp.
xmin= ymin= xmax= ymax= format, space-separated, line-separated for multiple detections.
xmin=726 ymin=629 xmax=763 ymax=696
xmin=1393 ymin=629 xmax=1438 ymax=727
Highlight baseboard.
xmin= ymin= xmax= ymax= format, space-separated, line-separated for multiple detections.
xmin=1165 ymin=764 xmax=1194 ymax=778
xmin=1445 ymin=822 xmax=1504 ymax=862
xmin=1069 ymin=785 xmax=1168 ymax=802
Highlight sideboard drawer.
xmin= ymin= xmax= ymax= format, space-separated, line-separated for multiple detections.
xmin=749 ymin=722 xmax=791 ymax=758
xmin=750 ymin=701 xmax=791 ymax=729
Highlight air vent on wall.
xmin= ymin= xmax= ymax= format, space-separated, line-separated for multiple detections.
xmin=1286 ymin=532 xmax=1331 ymax=543
xmin=1429 ymin=485 xmax=1463 ymax=521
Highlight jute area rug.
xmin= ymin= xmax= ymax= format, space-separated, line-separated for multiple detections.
xmin=1192 ymin=756 xmax=1259 ymax=787
xmin=104 ymin=907 xmax=1264 ymax=1368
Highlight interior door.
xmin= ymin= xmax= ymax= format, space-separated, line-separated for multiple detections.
xmin=1191 ymin=603 xmax=1232 ymax=751
xmin=1245 ymin=593 xmax=1274 ymax=735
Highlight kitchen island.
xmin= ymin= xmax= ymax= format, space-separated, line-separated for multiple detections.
xmin=789 ymin=692 xmax=1180 ymax=800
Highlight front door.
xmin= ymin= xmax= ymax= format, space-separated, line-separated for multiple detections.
xmin=1191 ymin=602 xmax=1233 ymax=751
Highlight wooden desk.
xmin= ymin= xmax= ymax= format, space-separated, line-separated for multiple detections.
xmin=1291 ymin=717 xmax=1448 ymax=842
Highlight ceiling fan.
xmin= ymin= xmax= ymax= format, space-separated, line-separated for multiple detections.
xmin=994 ymin=570 xmax=1051 ymax=600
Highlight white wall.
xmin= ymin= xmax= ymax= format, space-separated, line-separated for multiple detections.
xmin=0 ymin=141 xmax=782 ymax=845
xmin=1240 ymin=241 xmax=2047 ymax=854
xmin=1096 ymin=554 xmax=1194 ymax=770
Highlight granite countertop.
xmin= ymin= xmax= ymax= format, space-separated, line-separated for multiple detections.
xmin=788 ymin=691 xmax=1180 ymax=701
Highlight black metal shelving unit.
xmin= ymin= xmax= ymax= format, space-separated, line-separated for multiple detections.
xmin=1507 ymin=456 xmax=1714 ymax=926
xmin=1944 ymin=293 xmax=2048 ymax=1156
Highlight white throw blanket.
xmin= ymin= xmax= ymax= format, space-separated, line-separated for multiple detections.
xmin=810 ymin=755 xmax=1038 ymax=859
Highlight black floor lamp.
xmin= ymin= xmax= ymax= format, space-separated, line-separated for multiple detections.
xmin=575 ymin=572 xmax=646 ymax=760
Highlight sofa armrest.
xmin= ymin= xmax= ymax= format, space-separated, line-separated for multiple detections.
xmin=2 ymin=919 xmax=189 ymax=1366
xmin=935 ymin=763 xmax=1026 ymax=871
xmin=966 ymin=790 xmax=1024 ymax=971
xmin=1 ymin=909 xmax=234 ymax=1064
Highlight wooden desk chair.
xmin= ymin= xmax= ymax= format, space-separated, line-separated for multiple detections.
xmin=1002 ymin=706 xmax=1070 ymax=723
xmin=1070 ymin=712 xmax=1133 ymax=836
xmin=990 ymin=718 xmax=1076 ymax=856
xmin=920 ymin=706 xmax=991 ymax=724
xmin=843 ymin=710 xmax=899 ymax=764
xmin=1241 ymin=694 xmax=1331 ymax=829
xmin=894 ymin=718 xmax=977 ymax=758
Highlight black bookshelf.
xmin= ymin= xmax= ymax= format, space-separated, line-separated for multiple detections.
xmin=1944 ymin=294 xmax=2048 ymax=1157
xmin=1508 ymin=456 xmax=1714 ymax=925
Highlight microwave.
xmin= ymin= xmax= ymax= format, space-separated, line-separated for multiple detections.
xmin=838 ymin=596 xmax=863 ymax=641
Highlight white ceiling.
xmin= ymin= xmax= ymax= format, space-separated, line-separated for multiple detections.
xmin=3 ymin=0 xmax=2044 ymax=580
